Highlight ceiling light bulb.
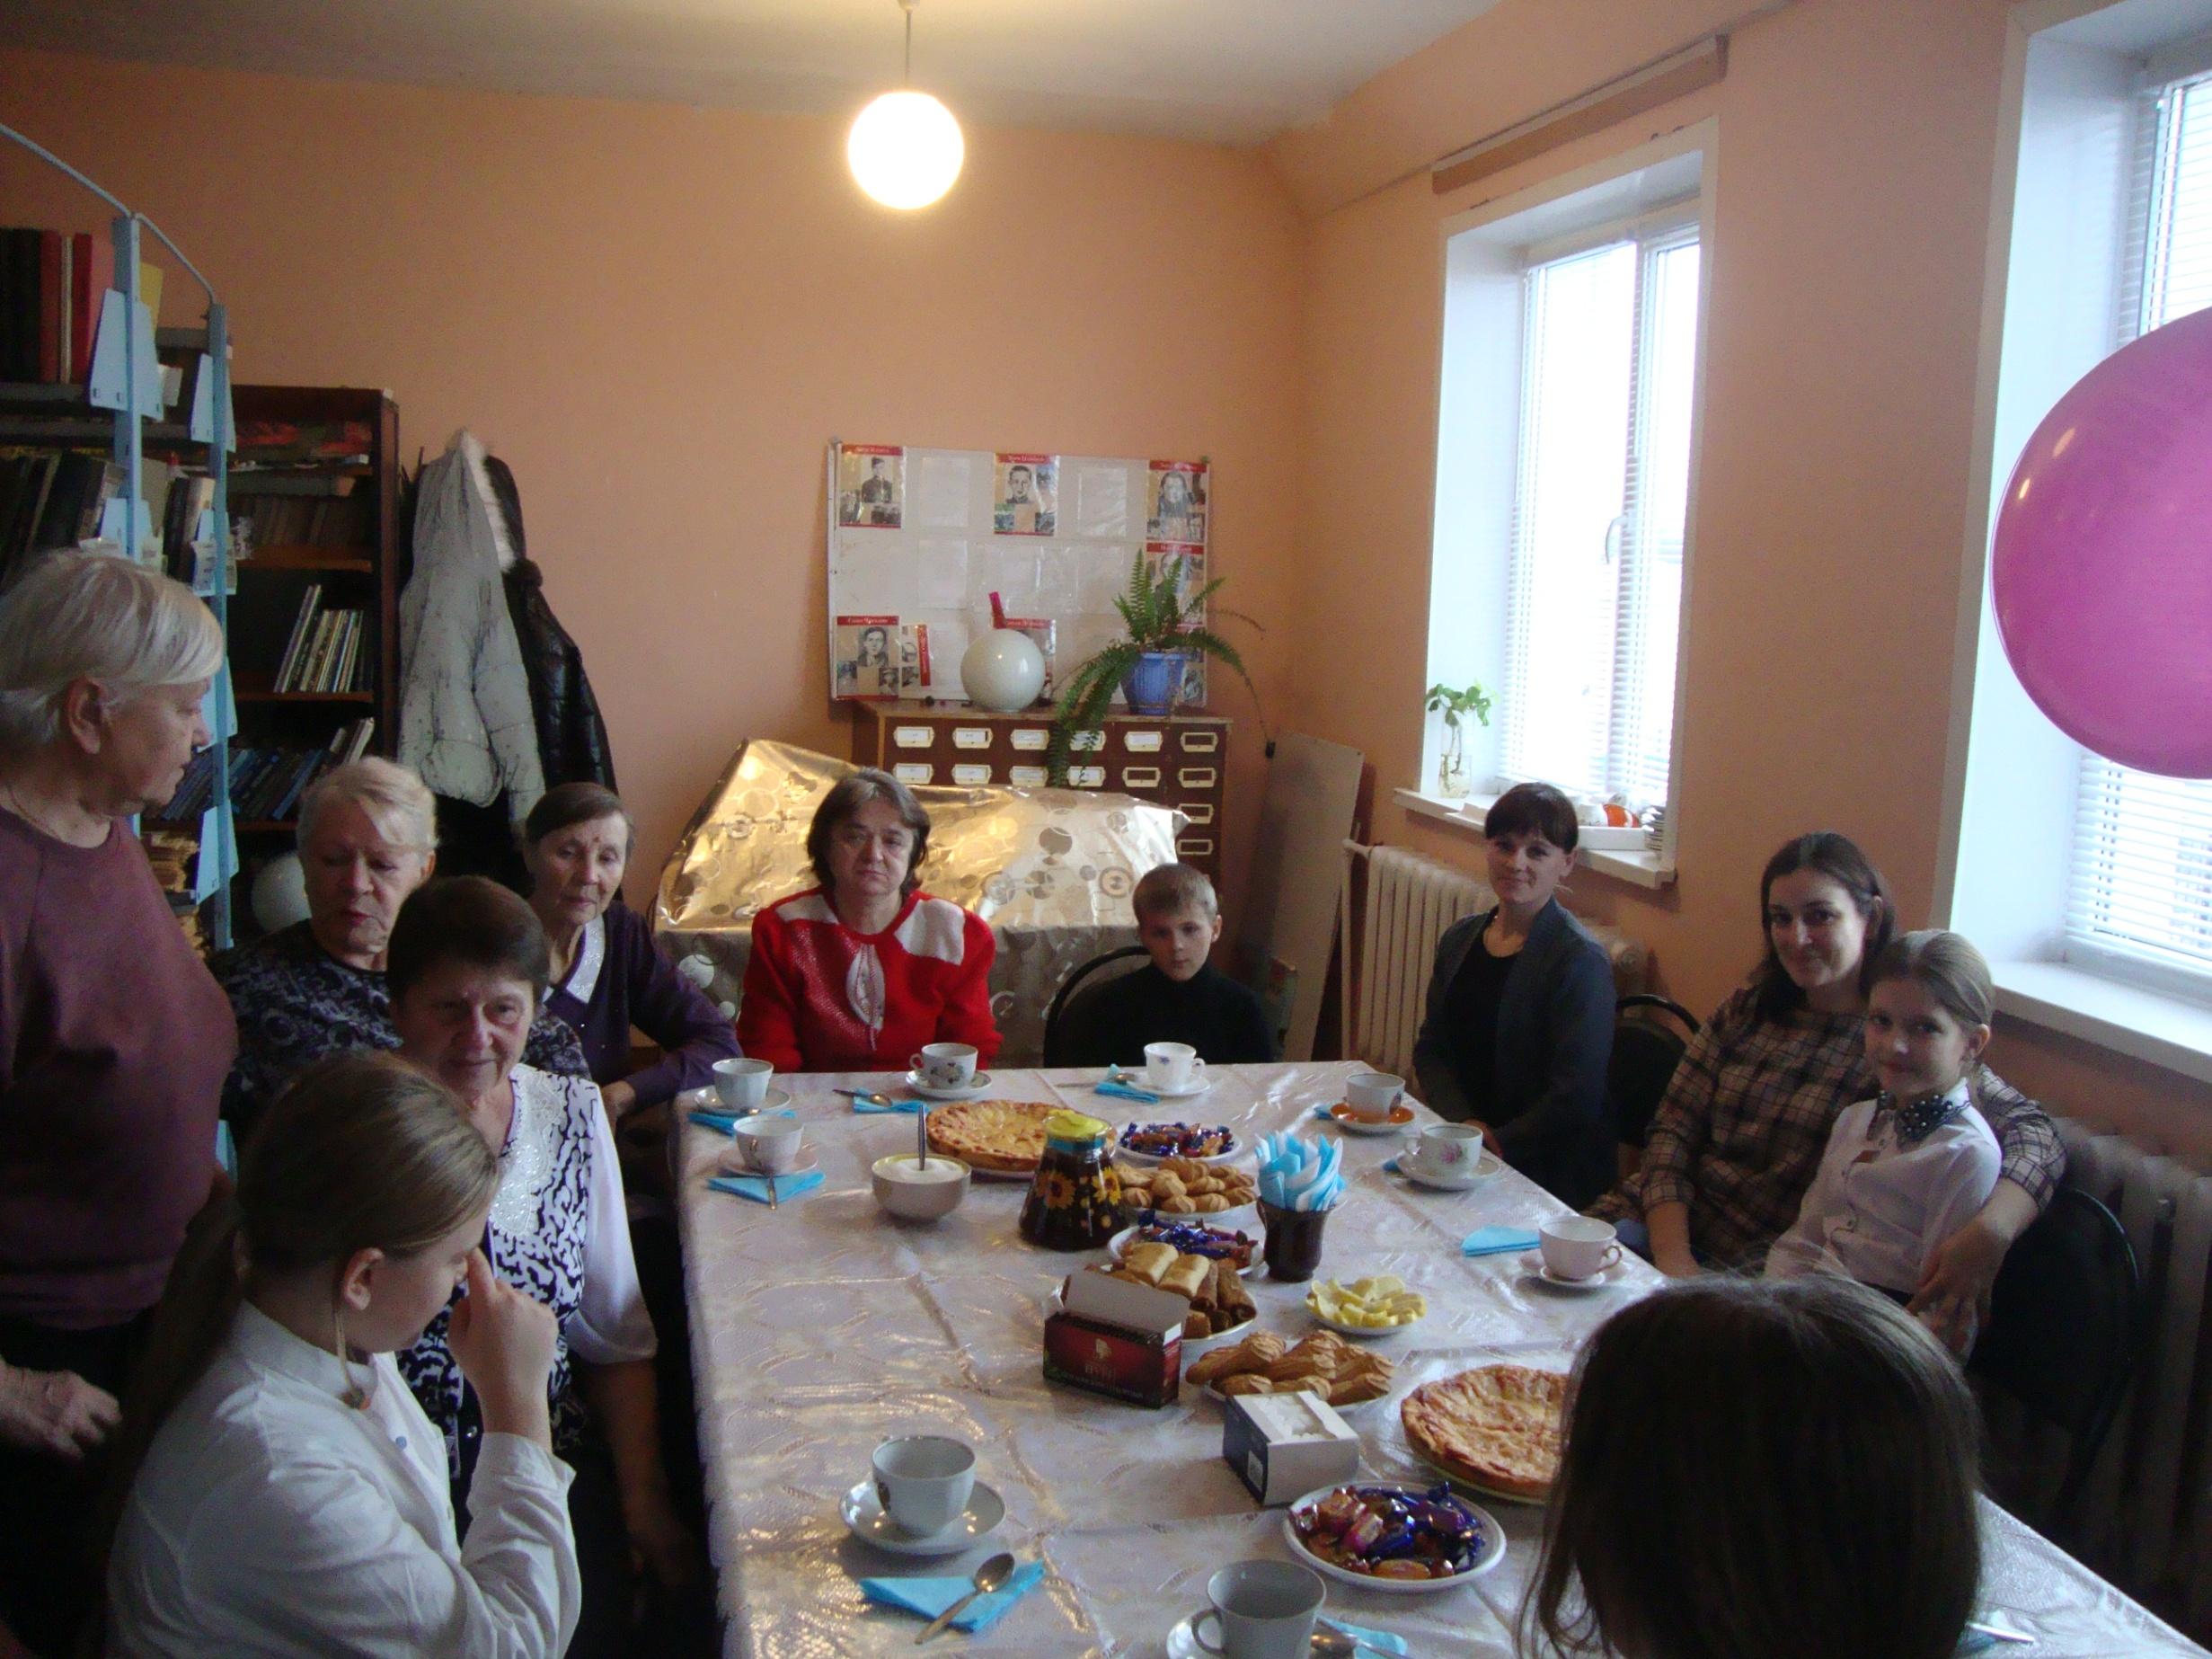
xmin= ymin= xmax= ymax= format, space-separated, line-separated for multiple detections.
xmin=847 ymin=89 xmax=964 ymax=209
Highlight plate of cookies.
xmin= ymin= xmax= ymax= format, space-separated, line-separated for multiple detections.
xmin=1187 ymin=1330 xmax=1395 ymax=1412
xmin=1109 ymin=1220 xmax=1259 ymax=1276
xmin=1091 ymin=1246 xmax=1258 ymax=1351
xmin=1116 ymin=1157 xmax=1257 ymax=1218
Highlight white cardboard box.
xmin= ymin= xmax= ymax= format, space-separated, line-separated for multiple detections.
xmin=1223 ymin=1391 xmax=1361 ymax=1506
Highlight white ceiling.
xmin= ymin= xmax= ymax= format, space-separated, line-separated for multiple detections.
xmin=1 ymin=0 xmax=1506 ymax=146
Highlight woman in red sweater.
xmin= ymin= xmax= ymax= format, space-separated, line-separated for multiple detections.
xmin=738 ymin=769 xmax=1000 ymax=1073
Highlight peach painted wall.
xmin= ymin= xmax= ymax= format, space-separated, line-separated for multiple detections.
xmin=1272 ymin=0 xmax=2212 ymax=1161
xmin=0 ymin=47 xmax=1302 ymax=929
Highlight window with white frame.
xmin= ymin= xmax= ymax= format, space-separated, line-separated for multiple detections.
xmin=2064 ymin=65 xmax=2212 ymax=998
xmin=1499 ymin=223 xmax=1699 ymax=808
xmin=1426 ymin=140 xmax=1708 ymax=852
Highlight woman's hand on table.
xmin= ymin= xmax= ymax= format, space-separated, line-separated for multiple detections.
xmin=0 ymin=1361 xmax=119 ymax=1460
xmin=1469 ymin=1120 xmax=1504 ymax=1158
xmin=600 ymin=1078 xmax=640 ymax=1121
xmin=1652 ymin=1248 xmax=1705 ymax=1280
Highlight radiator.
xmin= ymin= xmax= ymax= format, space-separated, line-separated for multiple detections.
xmin=1340 ymin=845 xmax=1492 ymax=1077
xmin=2041 ymin=1117 xmax=2212 ymax=1634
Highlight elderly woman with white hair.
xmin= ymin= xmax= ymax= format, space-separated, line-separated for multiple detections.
xmin=216 ymin=757 xmax=588 ymax=1139
xmin=0 ymin=552 xmax=237 ymax=1654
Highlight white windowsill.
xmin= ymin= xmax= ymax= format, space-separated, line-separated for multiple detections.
xmin=1992 ymin=959 xmax=2212 ymax=1087
xmin=1393 ymin=786 xmax=1677 ymax=891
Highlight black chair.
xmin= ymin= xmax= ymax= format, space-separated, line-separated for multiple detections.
xmin=1607 ymin=993 xmax=1699 ymax=1161
xmin=1970 ymin=1185 xmax=2143 ymax=1535
xmin=1040 ymin=945 xmax=1151 ymax=1067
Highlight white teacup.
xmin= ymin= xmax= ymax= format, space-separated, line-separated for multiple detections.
xmin=1144 ymin=1041 xmax=1204 ymax=1092
xmin=1343 ymin=1070 xmax=1403 ymax=1122
xmin=1411 ymin=1122 xmax=1486 ymax=1175
xmin=1540 ymin=1215 xmax=1622 ymax=1281
xmin=730 ymin=1115 xmax=803 ymax=1176
xmin=913 ymin=1042 xmax=978 ymax=1090
xmin=872 ymin=1434 xmax=976 ymax=1537
xmin=1191 ymin=1559 xmax=1325 ymax=1659
xmin=712 ymin=1056 xmax=773 ymax=1113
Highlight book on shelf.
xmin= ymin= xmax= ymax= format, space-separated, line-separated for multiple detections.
xmin=0 ymin=227 xmax=146 ymax=389
xmin=150 ymin=719 xmax=377 ymax=828
xmin=0 ymin=451 xmax=127 ymax=588
xmin=273 ymin=583 xmax=323 ymax=691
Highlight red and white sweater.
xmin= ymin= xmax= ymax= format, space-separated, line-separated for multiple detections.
xmin=736 ymin=888 xmax=1000 ymax=1074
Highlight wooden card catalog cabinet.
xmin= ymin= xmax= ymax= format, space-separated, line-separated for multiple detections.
xmin=851 ymin=701 xmax=1231 ymax=882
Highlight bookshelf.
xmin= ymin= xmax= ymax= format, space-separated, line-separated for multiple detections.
xmin=215 ymin=385 xmax=399 ymax=863
xmin=0 ymin=122 xmax=239 ymax=946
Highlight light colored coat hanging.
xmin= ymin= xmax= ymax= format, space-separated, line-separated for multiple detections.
xmin=397 ymin=432 xmax=545 ymax=821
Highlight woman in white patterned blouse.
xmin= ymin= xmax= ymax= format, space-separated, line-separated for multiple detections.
xmin=385 ymin=875 xmax=695 ymax=1656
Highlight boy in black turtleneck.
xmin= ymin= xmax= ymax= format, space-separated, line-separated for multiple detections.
xmin=1059 ymin=864 xmax=1279 ymax=1067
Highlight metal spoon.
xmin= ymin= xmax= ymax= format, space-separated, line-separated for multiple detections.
xmin=1312 ymin=1619 xmax=1391 ymax=1655
xmin=914 ymin=1550 xmax=1014 ymax=1644
xmin=916 ymin=1101 xmax=929 ymax=1172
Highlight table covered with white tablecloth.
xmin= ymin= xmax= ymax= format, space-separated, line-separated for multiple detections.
xmin=677 ymin=1062 xmax=2208 ymax=1656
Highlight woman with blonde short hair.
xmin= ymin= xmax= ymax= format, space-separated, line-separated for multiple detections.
xmin=217 ymin=758 xmax=588 ymax=1137
xmin=0 ymin=552 xmax=237 ymax=1652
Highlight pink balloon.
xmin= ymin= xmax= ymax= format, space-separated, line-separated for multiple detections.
xmin=1992 ymin=305 xmax=2212 ymax=778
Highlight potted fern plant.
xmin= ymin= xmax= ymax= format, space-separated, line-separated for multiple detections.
xmin=1050 ymin=551 xmax=1259 ymax=781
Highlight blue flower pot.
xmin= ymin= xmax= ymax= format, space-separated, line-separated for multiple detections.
xmin=1120 ymin=651 xmax=1186 ymax=715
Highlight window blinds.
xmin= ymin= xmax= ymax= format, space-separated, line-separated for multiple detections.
xmin=2065 ymin=70 xmax=2212 ymax=989
xmin=1500 ymin=228 xmax=1695 ymax=810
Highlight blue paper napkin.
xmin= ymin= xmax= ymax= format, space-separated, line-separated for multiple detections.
xmin=1311 ymin=1102 xmax=1337 ymax=1122
xmin=1463 ymin=1226 xmax=1541 ymax=1256
xmin=708 ymin=1169 xmax=826 ymax=1205
xmin=858 ymin=1560 xmax=1046 ymax=1632
xmin=1093 ymin=1078 xmax=1162 ymax=1105
xmin=1323 ymin=1621 xmax=1410 ymax=1656
xmin=687 ymin=1106 xmax=798 ymax=1137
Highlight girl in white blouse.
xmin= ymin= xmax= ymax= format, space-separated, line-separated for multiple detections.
xmin=104 ymin=1051 xmax=580 ymax=1657
xmin=1766 ymin=930 xmax=2003 ymax=1352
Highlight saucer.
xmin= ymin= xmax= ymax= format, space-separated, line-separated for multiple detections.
xmin=1329 ymin=1102 xmax=1415 ymax=1136
xmin=1393 ymin=1150 xmax=1503 ymax=1191
xmin=716 ymin=1142 xmax=819 ymax=1180
xmin=1521 ymin=1250 xmax=1627 ymax=1292
xmin=1165 ymin=1614 xmax=1208 ymax=1658
xmin=1112 ymin=1071 xmax=1212 ymax=1100
xmin=906 ymin=1070 xmax=994 ymax=1102
xmin=840 ymin=1477 xmax=1006 ymax=1556
xmin=708 ymin=1087 xmax=792 ymax=1117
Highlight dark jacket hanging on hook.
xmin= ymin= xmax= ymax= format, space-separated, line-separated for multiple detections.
xmin=484 ymin=452 xmax=621 ymax=794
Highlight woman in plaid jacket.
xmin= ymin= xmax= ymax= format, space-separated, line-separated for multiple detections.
xmin=1590 ymin=832 xmax=2063 ymax=1351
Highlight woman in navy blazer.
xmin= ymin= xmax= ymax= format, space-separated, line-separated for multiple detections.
xmin=1411 ymin=783 xmax=1616 ymax=1208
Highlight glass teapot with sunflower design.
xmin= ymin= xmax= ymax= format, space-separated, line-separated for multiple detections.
xmin=1018 ymin=1109 xmax=1122 ymax=1250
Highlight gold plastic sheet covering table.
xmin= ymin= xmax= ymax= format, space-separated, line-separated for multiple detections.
xmin=676 ymin=1063 xmax=2209 ymax=1658
xmin=655 ymin=740 xmax=1185 ymax=1064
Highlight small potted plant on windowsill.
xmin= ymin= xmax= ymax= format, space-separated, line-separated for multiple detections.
xmin=1049 ymin=551 xmax=1261 ymax=782
xmin=1426 ymin=680 xmax=1491 ymax=799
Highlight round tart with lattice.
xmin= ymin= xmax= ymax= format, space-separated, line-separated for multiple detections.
xmin=1399 ymin=1363 xmax=1567 ymax=1500
xmin=924 ymin=1099 xmax=1060 ymax=1174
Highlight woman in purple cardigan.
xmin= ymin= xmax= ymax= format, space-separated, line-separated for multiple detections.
xmin=524 ymin=783 xmax=739 ymax=1119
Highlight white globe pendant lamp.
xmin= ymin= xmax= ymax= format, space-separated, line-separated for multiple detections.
xmin=848 ymin=0 xmax=964 ymax=210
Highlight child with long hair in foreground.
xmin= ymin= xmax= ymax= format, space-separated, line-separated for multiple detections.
xmin=103 ymin=1051 xmax=580 ymax=1656
xmin=1525 ymin=1275 xmax=1981 ymax=1659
